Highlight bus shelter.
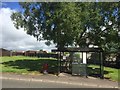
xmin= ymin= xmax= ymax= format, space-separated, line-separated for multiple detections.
xmin=52 ymin=47 xmax=104 ymax=79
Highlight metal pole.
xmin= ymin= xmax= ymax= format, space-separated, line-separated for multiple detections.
xmin=57 ymin=52 xmax=60 ymax=76
xmin=60 ymin=51 xmax=61 ymax=73
xmin=100 ymin=52 xmax=104 ymax=79
xmin=86 ymin=52 xmax=88 ymax=78
xmin=99 ymin=52 xmax=101 ymax=78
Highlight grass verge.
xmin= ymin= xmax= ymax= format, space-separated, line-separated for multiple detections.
xmin=0 ymin=56 xmax=119 ymax=81
xmin=0 ymin=56 xmax=58 ymax=75
xmin=88 ymin=64 xmax=119 ymax=82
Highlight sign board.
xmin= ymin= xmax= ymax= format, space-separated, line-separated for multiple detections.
xmin=83 ymin=52 xmax=87 ymax=64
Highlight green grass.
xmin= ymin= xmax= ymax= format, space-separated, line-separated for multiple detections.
xmin=0 ymin=56 xmax=58 ymax=75
xmin=88 ymin=64 xmax=119 ymax=82
xmin=0 ymin=56 xmax=119 ymax=81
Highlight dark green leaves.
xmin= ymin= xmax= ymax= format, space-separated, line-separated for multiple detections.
xmin=11 ymin=2 xmax=119 ymax=52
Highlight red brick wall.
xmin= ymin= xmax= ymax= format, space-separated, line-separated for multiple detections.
xmin=0 ymin=49 xmax=11 ymax=56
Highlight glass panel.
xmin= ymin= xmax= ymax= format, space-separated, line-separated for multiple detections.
xmin=72 ymin=52 xmax=82 ymax=64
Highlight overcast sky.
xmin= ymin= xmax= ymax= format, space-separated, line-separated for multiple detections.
xmin=0 ymin=7 xmax=56 ymax=52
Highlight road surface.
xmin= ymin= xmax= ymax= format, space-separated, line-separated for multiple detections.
xmin=1 ymin=79 xmax=91 ymax=88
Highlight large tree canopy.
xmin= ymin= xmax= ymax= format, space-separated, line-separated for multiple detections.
xmin=11 ymin=2 xmax=119 ymax=52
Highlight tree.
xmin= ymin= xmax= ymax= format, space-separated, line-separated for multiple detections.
xmin=11 ymin=2 xmax=119 ymax=52
xmin=87 ymin=2 xmax=119 ymax=52
xmin=76 ymin=2 xmax=119 ymax=52
xmin=11 ymin=2 xmax=82 ymax=49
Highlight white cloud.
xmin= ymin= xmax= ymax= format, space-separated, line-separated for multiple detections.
xmin=0 ymin=8 xmax=56 ymax=52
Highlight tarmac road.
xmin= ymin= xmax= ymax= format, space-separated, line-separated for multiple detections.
xmin=0 ymin=73 xmax=118 ymax=89
xmin=1 ymin=78 xmax=91 ymax=88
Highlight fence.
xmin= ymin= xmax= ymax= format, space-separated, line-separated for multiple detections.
xmin=87 ymin=52 xmax=120 ymax=69
xmin=104 ymin=52 xmax=120 ymax=69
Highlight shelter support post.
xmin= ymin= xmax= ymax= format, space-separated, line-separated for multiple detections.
xmin=57 ymin=52 xmax=60 ymax=76
xmin=100 ymin=52 xmax=104 ymax=79
xmin=60 ymin=51 xmax=62 ymax=73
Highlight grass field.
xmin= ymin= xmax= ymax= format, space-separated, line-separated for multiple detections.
xmin=87 ymin=64 xmax=119 ymax=82
xmin=0 ymin=56 xmax=119 ymax=81
xmin=0 ymin=56 xmax=58 ymax=75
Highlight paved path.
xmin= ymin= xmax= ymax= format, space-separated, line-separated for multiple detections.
xmin=0 ymin=73 xmax=118 ymax=88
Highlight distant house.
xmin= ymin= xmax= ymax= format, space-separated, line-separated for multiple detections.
xmin=43 ymin=51 xmax=48 ymax=53
xmin=39 ymin=50 xmax=47 ymax=54
xmin=0 ymin=48 xmax=11 ymax=56
xmin=25 ymin=50 xmax=48 ymax=57
xmin=12 ymin=51 xmax=25 ymax=56
xmin=25 ymin=50 xmax=38 ymax=56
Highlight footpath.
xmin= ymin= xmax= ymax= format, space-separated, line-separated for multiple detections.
xmin=0 ymin=72 xmax=118 ymax=88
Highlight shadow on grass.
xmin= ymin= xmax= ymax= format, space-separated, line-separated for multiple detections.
xmin=2 ymin=59 xmax=58 ymax=74
xmin=2 ymin=59 xmax=114 ymax=79
xmin=87 ymin=67 xmax=112 ymax=79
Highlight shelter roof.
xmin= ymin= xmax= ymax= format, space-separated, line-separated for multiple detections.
xmin=52 ymin=47 xmax=103 ymax=52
